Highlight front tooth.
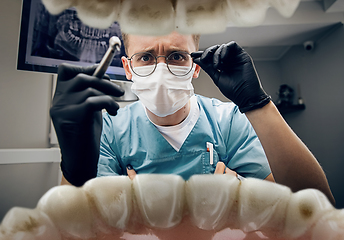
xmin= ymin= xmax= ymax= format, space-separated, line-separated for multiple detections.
xmin=119 ymin=0 xmax=175 ymax=36
xmin=269 ymin=0 xmax=301 ymax=18
xmin=36 ymin=185 xmax=94 ymax=239
xmin=75 ymin=0 xmax=121 ymax=29
xmin=83 ymin=176 xmax=132 ymax=229
xmin=0 ymin=207 xmax=61 ymax=240
xmin=238 ymin=178 xmax=292 ymax=235
xmin=41 ymin=0 xmax=302 ymax=36
xmin=41 ymin=0 xmax=74 ymax=15
xmin=133 ymin=174 xmax=185 ymax=228
xmin=185 ymin=174 xmax=239 ymax=230
xmin=284 ymin=188 xmax=335 ymax=239
xmin=312 ymin=209 xmax=344 ymax=240
xmin=226 ymin=0 xmax=270 ymax=26
xmin=175 ymin=0 xmax=230 ymax=34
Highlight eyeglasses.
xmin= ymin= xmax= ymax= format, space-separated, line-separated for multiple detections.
xmin=127 ymin=51 xmax=193 ymax=77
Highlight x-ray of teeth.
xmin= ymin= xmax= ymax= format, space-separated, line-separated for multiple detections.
xmin=30 ymin=2 xmax=126 ymax=67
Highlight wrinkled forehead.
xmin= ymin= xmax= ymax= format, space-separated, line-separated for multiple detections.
xmin=125 ymin=32 xmax=197 ymax=56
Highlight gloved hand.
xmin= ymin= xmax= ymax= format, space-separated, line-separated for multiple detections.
xmin=191 ymin=41 xmax=271 ymax=113
xmin=50 ymin=63 xmax=124 ymax=186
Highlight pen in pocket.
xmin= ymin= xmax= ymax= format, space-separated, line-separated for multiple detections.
xmin=206 ymin=142 xmax=213 ymax=165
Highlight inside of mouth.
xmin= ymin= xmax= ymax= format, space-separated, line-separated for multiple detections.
xmin=0 ymin=175 xmax=341 ymax=240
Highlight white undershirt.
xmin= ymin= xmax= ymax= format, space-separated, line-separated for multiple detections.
xmin=145 ymin=95 xmax=200 ymax=151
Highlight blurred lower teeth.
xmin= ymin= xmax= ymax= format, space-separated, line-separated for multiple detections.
xmin=0 ymin=174 xmax=341 ymax=240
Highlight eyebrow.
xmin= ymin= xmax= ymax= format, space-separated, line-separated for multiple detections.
xmin=141 ymin=46 xmax=190 ymax=54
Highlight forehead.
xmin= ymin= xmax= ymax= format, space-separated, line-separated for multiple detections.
xmin=126 ymin=32 xmax=196 ymax=56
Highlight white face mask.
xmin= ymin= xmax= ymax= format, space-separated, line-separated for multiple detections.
xmin=131 ymin=63 xmax=195 ymax=117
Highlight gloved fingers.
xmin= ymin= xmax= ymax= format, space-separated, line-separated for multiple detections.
xmin=83 ymin=95 xmax=120 ymax=116
xmin=50 ymin=102 xmax=95 ymax=124
xmin=214 ymin=41 xmax=251 ymax=70
xmin=196 ymin=45 xmax=220 ymax=65
xmin=192 ymin=45 xmax=221 ymax=81
xmin=89 ymin=78 xmax=125 ymax=97
xmin=221 ymin=41 xmax=240 ymax=61
xmin=53 ymin=95 xmax=120 ymax=119
xmin=57 ymin=63 xmax=98 ymax=82
xmin=214 ymin=41 xmax=240 ymax=69
xmin=53 ymin=86 xmax=107 ymax=106
xmin=62 ymin=73 xmax=125 ymax=97
xmin=190 ymin=51 xmax=203 ymax=60
xmin=213 ymin=44 xmax=226 ymax=70
xmin=103 ymin=73 xmax=111 ymax=80
xmin=191 ymin=45 xmax=219 ymax=67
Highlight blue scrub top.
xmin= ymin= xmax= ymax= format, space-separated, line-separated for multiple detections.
xmin=97 ymin=95 xmax=271 ymax=180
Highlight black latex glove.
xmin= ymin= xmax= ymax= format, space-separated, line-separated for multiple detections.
xmin=50 ymin=63 xmax=124 ymax=186
xmin=191 ymin=41 xmax=271 ymax=113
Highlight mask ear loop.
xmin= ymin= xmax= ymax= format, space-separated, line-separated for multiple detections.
xmin=126 ymin=57 xmax=135 ymax=77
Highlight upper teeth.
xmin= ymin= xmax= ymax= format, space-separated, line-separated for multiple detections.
xmin=0 ymin=174 xmax=342 ymax=239
xmin=41 ymin=0 xmax=301 ymax=35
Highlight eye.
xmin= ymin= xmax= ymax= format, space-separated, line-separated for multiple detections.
xmin=131 ymin=52 xmax=155 ymax=66
xmin=169 ymin=52 xmax=187 ymax=61
xmin=140 ymin=54 xmax=152 ymax=62
xmin=172 ymin=53 xmax=183 ymax=61
xmin=167 ymin=52 xmax=191 ymax=67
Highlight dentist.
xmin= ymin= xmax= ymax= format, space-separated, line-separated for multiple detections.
xmin=50 ymin=31 xmax=335 ymax=205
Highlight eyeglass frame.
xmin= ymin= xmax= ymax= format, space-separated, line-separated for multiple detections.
xmin=127 ymin=51 xmax=195 ymax=77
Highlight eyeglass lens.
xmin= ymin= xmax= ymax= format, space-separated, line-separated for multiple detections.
xmin=129 ymin=51 xmax=193 ymax=77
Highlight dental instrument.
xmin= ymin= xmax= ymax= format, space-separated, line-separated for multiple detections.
xmin=93 ymin=36 xmax=121 ymax=78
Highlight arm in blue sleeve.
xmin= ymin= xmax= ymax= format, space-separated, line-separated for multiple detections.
xmin=97 ymin=114 xmax=124 ymax=177
xmin=225 ymin=106 xmax=271 ymax=179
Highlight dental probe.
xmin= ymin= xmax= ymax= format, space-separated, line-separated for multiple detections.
xmin=93 ymin=36 xmax=121 ymax=78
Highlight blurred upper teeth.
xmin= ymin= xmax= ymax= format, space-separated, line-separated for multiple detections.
xmin=119 ymin=0 xmax=175 ymax=36
xmin=41 ymin=0 xmax=301 ymax=35
xmin=1 ymin=175 xmax=342 ymax=239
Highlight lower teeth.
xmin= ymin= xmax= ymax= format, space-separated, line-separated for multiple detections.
xmin=0 ymin=174 xmax=341 ymax=239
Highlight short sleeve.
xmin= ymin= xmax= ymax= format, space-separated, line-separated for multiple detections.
xmin=97 ymin=114 xmax=124 ymax=177
xmin=225 ymin=107 xmax=271 ymax=179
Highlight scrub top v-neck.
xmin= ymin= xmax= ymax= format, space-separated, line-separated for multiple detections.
xmin=97 ymin=95 xmax=271 ymax=180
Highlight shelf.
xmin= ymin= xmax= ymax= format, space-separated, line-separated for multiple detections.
xmin=276 ymin=104 xmax=306 ymax=115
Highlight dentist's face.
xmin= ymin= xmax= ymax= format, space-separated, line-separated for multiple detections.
xmin=121 ymin=32 xmax=201 ymax=80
